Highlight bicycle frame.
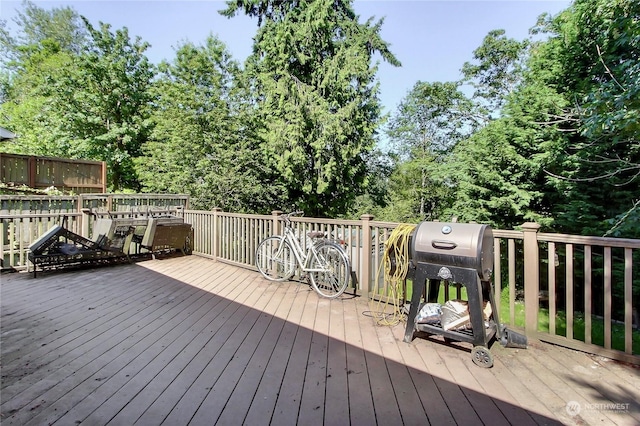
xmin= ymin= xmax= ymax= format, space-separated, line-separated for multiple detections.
xmin=281 ymin=225 xmax=327 ymax=274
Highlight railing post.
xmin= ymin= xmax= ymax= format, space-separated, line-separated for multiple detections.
xmin=522 ymin=222 xmax=541 ymax=335
xmin=272 ymin=210 xmax=283 ymax=236
xmin=28 ymin=156 xmax=37 ymax=189
xmin=100 ymin=161 xmax=107 ymax=193
xmin=77 ymin=194 xmax=85 ymax=237
xmin=81 ymin=209 xmax=93 ymax=238
xmin=360 ymin=214 xmax=374 ymax=297
xmin=212 ymin=208 xmax=222 ymax=261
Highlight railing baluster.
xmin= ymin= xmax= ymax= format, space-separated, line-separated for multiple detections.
xmin=624 ymin=248 xmax=633 ymax=354
xmin=584 ymin=245 xmax=592 ymax=345
xmin=0 ymin=219 xmax=6 ymax=268
xmin=548 ymin=242 xmax=556 ymax=335
xmin=509 ymin=238 xmax=516 ymax=326
xmin=566 ymin=243 xmax=574 ymax=340
xmin=493 ymin=237 xmax=501 ymax=324
xmin=604 ymin=246 xmax=612 ymax=350
xmin=9 ymin=220 xmax=16 ymax=267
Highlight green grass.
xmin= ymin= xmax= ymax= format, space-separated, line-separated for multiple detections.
xmin=498 ymin=292 xmax=640 ymax=355
xmin=534 ymin=307 xmax=640 ymax=355
xmin=399 ymin=281 xmax=639 ymax=355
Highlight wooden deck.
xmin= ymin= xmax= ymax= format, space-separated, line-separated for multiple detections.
xmin=1 ymin=256 xmax=638 ymax=426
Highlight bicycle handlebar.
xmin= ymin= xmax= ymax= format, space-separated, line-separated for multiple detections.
xmin=280 ymin=211 xmax=304 ymax=224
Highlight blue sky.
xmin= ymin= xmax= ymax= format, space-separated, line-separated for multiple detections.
xmin=2 ymin=1 xmax=570 ymax=116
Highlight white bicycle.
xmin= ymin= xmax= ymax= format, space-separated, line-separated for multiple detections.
xmin=255 ymin=211 xmax=351 ymax=298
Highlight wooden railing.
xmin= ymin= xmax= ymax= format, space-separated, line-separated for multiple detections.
xmin=0 ymin=194 xmax=189 ymax=271
xmin=0 ymin=212 xmax=82 ymax=269
xmin=183 ymin=210 xmax=639 ymax=364
xmin=0 ymin=194 xmax=189 ymax=215
xmin=2 ymin=205 xmax=637 ymax=364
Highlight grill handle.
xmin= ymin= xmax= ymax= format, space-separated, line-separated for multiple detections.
xmin=431 ymin=240 xmax=458 ymax=250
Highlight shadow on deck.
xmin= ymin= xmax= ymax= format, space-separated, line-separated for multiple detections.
xmin=1 ymin=256 xmax=638 ymax=425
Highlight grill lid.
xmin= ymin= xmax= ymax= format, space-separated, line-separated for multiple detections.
xmin=411 ymin=221 xmax=494 ymax=280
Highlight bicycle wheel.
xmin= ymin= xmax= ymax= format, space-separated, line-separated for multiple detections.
xmin=256 ymin=236 xmax=296 ymax=281
xmin=309 ymin=241 xmax=351 ymax=298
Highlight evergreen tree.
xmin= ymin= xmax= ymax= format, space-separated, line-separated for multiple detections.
xmin=222 ymin=0 xmax=400 ymax=216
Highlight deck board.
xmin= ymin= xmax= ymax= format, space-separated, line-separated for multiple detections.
xmin=1 ymin=256 xmax=639 ymax=425
xmin=392 ymin=328 xmax=457 ymax=425
xmin=242 ymin=284 xmax=306 ymax=425
xmin=324 ymin=298 xmax=349 ymax=426
xmin=343 ymin=294 xmax=377 ymax=426
xmin=355 ymin=304 xmax=401 ymax=425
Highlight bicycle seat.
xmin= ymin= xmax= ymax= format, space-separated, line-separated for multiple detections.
xmin=307 ymin=231 xmax=325 ymax=239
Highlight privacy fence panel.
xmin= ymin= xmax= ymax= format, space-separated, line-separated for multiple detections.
xmin=0 ymin=153 xmax=106 ymax=193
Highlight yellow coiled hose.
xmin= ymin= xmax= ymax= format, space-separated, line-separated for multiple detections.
xmin=370 ymin=223 xmax=416 ymax=326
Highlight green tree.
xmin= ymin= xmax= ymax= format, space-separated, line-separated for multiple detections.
xmin=441 ymin=112 xmax=557 ymax=229
xmin=441 ymin=0 xmax=639 ymax=236
xmin=222 ymin=0 xmax=400 ymax=217
xmin=1 ymin=3 xmax=154 ymax=191
xmin=0 ymin=0 xmax=87 ymax=66
xmin=437 ymin=29 xmax=563 ymax=229
xmin=0 ymin=2 xmax=87 ymax=156
xmin=384 ymin=81 xmax=479 ymax=222
xmin=461 ymin=29 xmax=528 ymax=113
xmin=0 ymin=40 xmax=76 ymax=156
xmin=59 ymin=19 xmax=154 ymax=191
xmin=137 ymin=36 xmax=284 ymax=211
xmin=530 ymin=0 xmax=640 ymax=236
xmin=346 ymin=147 xmax=394 ymax=220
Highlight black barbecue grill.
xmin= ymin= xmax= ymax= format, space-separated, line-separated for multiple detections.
xmin=403 ymin=221 xmax=526 ymax=368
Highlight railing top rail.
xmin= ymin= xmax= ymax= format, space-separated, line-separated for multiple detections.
xmin=91 ymin=208 xmax=180 ymax=216
xmin=291 ymin=217 xmax=362 ymax=226
xmin=184 ymin=211 xmax=273 ymax=220
xmin=0 ymin=212 xmax=82 ymax=219
xmin=80 ymin=193 xmax=190 ymax=200
xmin=370 ymin=220 xmax=400 ymax=228
xmin=188 ymin=211 xmax=365 ymax=226
xmin=0 ymin=195 xmax=78 ymax=200
xmin=538 ymin=232 xmax=640 ymax=249
xmin=494 ymin=229 xmax=524 ymax=240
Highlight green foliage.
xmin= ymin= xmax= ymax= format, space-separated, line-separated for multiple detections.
xmin=529 ymin=0 xmax=640 ymax=236
xmin=344 ymin=147 xmax=394 ymax=220
xmin=461 ymin=29 xmax=528 ymax=112
xmin=0 ymin=4 xmax=153 ymax=191
xmin=0 ymin=0 xmax=87 ymax=67
xmin=381 ymin=81 xmax=479 ymax=222
xmin=388 ymin=81 xmax=480 ymax=157
xmin=440 ymin=118 xmax=551 ymax=229
xmin=426 ymin=0 xmax=639 ymax=236
xmin=0 ymin=2 xmax=86 ymax=157
xmin=61 ymin=19 xmax=154 ymax=191
xmin=137 ymin=36 xmax=285 ymax=212
xmin=224 ymin=0 xmax=400 ymax=217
